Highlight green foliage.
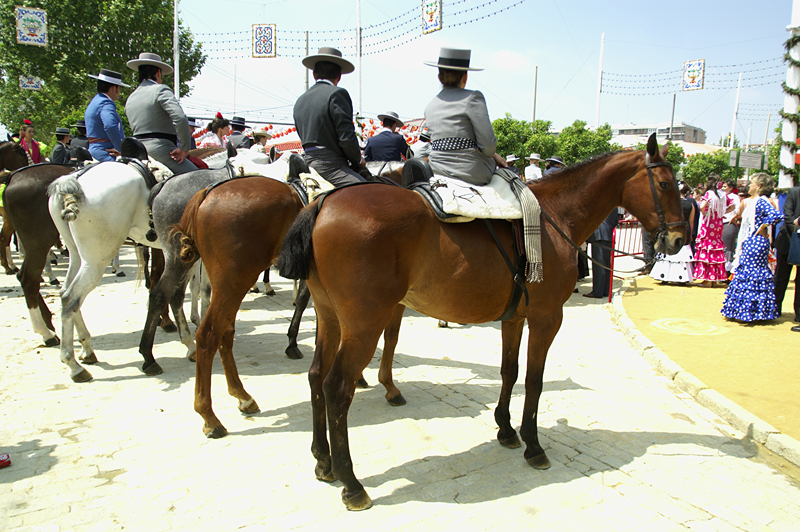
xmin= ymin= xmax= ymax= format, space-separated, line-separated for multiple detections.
xmin=0 ymin=0 xmax=205 ymax=142
xmin=681 ymin=150 xmax=735 ymax=186
xmin=633 ymin=141 xmax=686 ymax=170
xmin=554 ymin=120 xmax=620 ymax=165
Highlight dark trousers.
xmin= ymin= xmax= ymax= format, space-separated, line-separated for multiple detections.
xmin=304 ymin=148 xmax=366 ymax=187
xmin=642 ymin=230 xmax=655 ymax=267
xmin=590 ymin=240 xmax=612 ymax=297
xmin=722 ymin=223 xmax=738 ymax=271
xmin=775 ymin=241 xmax=800 ymax=319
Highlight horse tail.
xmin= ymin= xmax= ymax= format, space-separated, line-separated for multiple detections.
xmin=47 ymin=176 xmax=85 ymax=222
xmin=172 ymin=189 xmax=205 ymax=264
xmin=277 ymin=203 xmax=319 ymax=280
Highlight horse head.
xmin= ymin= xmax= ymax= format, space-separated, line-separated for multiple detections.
xmin=624 ymin=134 xmax=687 ymax=255
xmin=0 ymin=141 xmax=29 ymax=172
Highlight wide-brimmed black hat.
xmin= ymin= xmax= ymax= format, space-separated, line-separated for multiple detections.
xmin=230 ymin=116 xmax=246 ymax=128
xmin=52 ymin=127 xmax=71 ymax=136
xmin=424 ymin=47 xmax=483 ymax=71
xmin=302 ymin=47 xmax=355 ymax=74
xmin=126 ymin=52 xmax=174 ymax=75
xmin=87 ymin=68 xmax=130 ymax=87
xmin=71 ymin=120 xmax=86 ymax=129
xmin=377 ymin=111 xmax=404 ymax=128
xmin=187 ymin=117 xmax=198 ymax=127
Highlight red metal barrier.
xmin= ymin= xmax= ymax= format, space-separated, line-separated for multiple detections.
xmin=608 ymin=220 xmax=644 ymax=302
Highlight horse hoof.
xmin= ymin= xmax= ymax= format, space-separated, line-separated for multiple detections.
xmin=142 ymin=361 xmax=164 ymax=376
xmin=265 ymin=289 xmax=276 ymax=296
xmin=188 ymin=351 xmax=196 ymax=363
xmin=526 ymin=451 xmax=551 ymax=470
xmin=342 ymin=489 xmax=372 ymax=511
xmin=498 ymin=433 xmax=522 ymax=449
xmin=315 ymin=463 xmax=336 ymax=482
xmin=71 ymin=368 xmax=93 ymax=383
xmin=116 ymin=271 xmax=126 ymax=277
xmin=160 ymin=321 xmax=178 ymax=333
xmin=80 ymin=353 xmax=98 ymax=365
xmin=239 ymin=398 xmax=260 ymax=415
xmin=387 ymin=393 xmax=407 ymax=406
xmin=249 ymin=286 xmax=260 ymax=293
xmin=285 ymin=346 xmax=303 ymax=360
xmin=203 ymin=424 xmax=228 ymax=439
xmin=438 ymin=320 xmax=449 ymax=328
xmin=44 ymin=336 xmax=61 ymax=347
xmin=5 ymin=269 xmax=16 ymax=275
xmin=49 ymin=279 xmax=60 ymax=286
xmin=356 ymin=377 xmax=369 ymax=388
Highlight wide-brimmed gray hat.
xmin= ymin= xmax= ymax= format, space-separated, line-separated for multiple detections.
xmin=302 ymin=47 xmax=354 ymax=74
xmin=230 ymin=116 xmax=246 ymax=128
xmin=52 ymin=127 xmax=71 ymax=136
xmin=71 ymin=120 xmax=86 ymax=129
xmin=545 ymin=156 xmax=564 ymax=165
xmin=526 ymin=153 xmax=542 ymax=161
xmin=87 ymin=68 xmax=130 ymax=87
xmin=126 ymin=52 xmax=174 ymax=75
xmin=377 ymin=111 xmax=404 ymax=128
xmin=424 ymin=47 xmax=483 ymax=71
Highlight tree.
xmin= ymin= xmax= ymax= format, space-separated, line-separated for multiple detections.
xmin=633 ymin=141 xmax=686 ymax=170
xmin=554 ymin=120 xmax=620 ymax=165
xmin=0 ymin=0 xmax=205 ymax=144
xmin=493 ymin=114 xmax=557 ymax=160
xmin=681 ymin=150 xmax=734 ymax=186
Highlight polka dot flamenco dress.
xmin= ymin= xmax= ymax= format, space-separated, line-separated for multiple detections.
xmin=721 ymin=196 xmax=783 ymax=322
xmin=693 ymin=191 xmax=731 ymax=282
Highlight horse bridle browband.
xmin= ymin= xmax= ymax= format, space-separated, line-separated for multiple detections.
xmin=540 ymin=153 xmax=687 ymax=274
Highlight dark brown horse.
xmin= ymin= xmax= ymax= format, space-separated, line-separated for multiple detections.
xmin=276 ymin=135 xmax=686 ymax=510
xmin=1 ymin=141 xmax=34 ymax=274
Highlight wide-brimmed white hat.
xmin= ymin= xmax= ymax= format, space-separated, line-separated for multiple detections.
xmin=252 ymin=127 xmax=272 ymax=139
xmin=302 ymin=47 xmax=354 ymax=74
xmin=506 ymin=154 xmax=519 ymax=163
xmin=424 ymin=47 xmax=483 ymax=71
xmin=526 ymin=153 xmax=542 ymax=161
xmin=87 ymin=68 xmax=130 ymax=87
xmin=126 ymin=52 xmax=174 ymax=75
xmin=377 ymin=111 xmax=404 ymax=128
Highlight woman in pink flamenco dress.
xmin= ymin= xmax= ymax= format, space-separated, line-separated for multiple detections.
xmin=694 ymin=176 xmax=734 ymax=287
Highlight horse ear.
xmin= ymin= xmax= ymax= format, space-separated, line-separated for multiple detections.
xmin=660 ymin=142 xmax=670 ymax=159
xmin=646 ymin=133 xmax=659 ymax=159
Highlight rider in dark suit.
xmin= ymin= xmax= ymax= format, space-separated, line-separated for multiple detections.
xmin=363 ymin=111 xmax=412 ymax=162
xmin=775 ymin=185 xmax=800 ymax=326
xmin=585 ymin=208 xmax=619 ymax=298
xmin=228 ymin=116 xmax=253 ymax=149
xmin=49 ymin=127 xmax=72 ymax=165
xmin=293 ymin=47 xmax=365 ymax=186
xmin=70 ymin=120 xmax=89 ymax=151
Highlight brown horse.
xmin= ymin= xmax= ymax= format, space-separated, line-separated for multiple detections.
xmin=174 ymin=177 xmax=307 ymax=437
xmin=276 ymin=135 xmax=686 ymax=510
xmin=1 ymin=141 xmax=34 ymax=274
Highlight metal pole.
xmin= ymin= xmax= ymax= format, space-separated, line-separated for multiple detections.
xmin=764 ymin=111 xmax=771 ymax=168
xmin=305 ymin=31 xmax=309 ymax=91
xmin=532 ymin=66 xmax=538 ymax=123
xmin=174 ymin=0 xmax=180 ymax=98
xmin=745 ymin=126 xmax=752 ymax=178
xmin=356 ymin=0 xmax=362 ymax=117
xmin=233 ymin=64 xmax=236 ymax=114
xmin=668 ymin=93 xmax=676 ymax=140
xmin=779 ymin=0 xmax=800 ymax=188
xmin=730 ymin=72 xmax=742 ymax=148
xmin=594 ymin=33 xmax=604 ymax=129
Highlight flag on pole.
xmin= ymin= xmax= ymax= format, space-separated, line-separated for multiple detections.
xmin=682 ymin=59 xmax=705 ymax=91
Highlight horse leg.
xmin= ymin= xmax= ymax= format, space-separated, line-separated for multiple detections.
xmin=170 ymin=276 xmax=196 ymax=361
xmin=149 ymin=248 xmax=176 ymax=332
xmin=18 ymin=247 xmax=59 ymax=346
xmin=284 ymin=279 xmax=310 ymax=359
xmin=199 ymin=266 xmax=211 ymax=319
xmin=263 ymin=268 xmax=275 ymax=296
xmin=377 ymin=304 xmax=406 ymax=406
xmin=72 ymin=309 xmax=97 ymax=365
xmin=308 ymin=300 xmax=340 ymax=484
xmin=42 ymin=255 xmax=59 ymax=286
xmin=58 ymin=265 xmax=104 ymax=383
xmin=189 ymin=261 xmax=201 ymax=325
xmin=0 ymin=219 xmax=18 ymax=274
xmin=519 ymin=310 xmax=563 ymax=470
xmin=217 ymin=320 xmax=259 ymax=415
xmin=495 ymin=314 xmax=526 ymax=448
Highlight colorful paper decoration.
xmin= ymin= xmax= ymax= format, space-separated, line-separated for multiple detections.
xmin=682 ymin=59 xmax=705 ymax=91
xmin=252 ymin=24 xmax=277 ymax=58
xmin=422 ymin=0 xmax=442 ymax=35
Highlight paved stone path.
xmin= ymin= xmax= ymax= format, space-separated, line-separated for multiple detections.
xmin=1 ymin=247 xmax=799 ymax=531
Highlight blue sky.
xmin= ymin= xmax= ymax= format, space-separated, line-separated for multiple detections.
xmin=178 ymin=0 xmax=792 ymax=145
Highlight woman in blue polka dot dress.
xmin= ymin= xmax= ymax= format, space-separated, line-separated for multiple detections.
xmin=721 ymin=173 xmax=783 ymax=322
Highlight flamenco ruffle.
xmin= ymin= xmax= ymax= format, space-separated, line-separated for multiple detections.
xmin=650 ymin=247 xmax=694 ymax=283
xmin=720 ymin=275 xmax=778 ymax=321
xmin=693 ymin=261 xmax=727 ymax=282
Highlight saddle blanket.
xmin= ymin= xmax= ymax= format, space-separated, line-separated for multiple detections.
xmin=431 ymin=172 xmax=523 ymax=220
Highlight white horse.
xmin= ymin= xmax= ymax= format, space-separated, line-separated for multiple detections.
xmin=47 ymin=162 xmax=161 ymax=382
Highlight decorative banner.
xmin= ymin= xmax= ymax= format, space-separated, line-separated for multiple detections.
xmin=682 ymin=59 xmax=705 ymax=91
xmin=16 ymin=6 xmax=48 ymax=47
xmin=19 ymin=76 xmax=42 ymax=90
xmin=422 ymin=0 xmax=442 ymax=35
xmin=252 ymin=24 xmax=276 ymax=58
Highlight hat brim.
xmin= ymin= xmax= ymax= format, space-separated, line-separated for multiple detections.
xmin=526 ymin=157 xmax=542 ymax=161
xmin=423 ymin=60 xmax=483 ymax=71
xmin=126 ymin=58 xmax=174 ymax=75
xmin=253 ymin=132 xmax=272 ymax=139
xmin=377 ymin=114 xmax=404 ymax=127
xmin=302 ymin=54 xmax=355 ymax=74
xmin=87 ymin=73 xmax=131 ymax=88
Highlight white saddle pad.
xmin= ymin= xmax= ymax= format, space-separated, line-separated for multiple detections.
xmin=431 ymin=173 xmax=523 ymax=220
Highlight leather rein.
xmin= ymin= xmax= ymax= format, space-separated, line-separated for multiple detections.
xmin=540 ymin=155 xmax=687 ymax=274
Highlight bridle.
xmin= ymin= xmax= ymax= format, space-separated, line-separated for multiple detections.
xmin=645 ymin=153 xmax=687 ymax=251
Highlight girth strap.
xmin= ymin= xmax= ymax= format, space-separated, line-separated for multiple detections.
xmin=484 ymin=220 xmax=529 ymax=321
